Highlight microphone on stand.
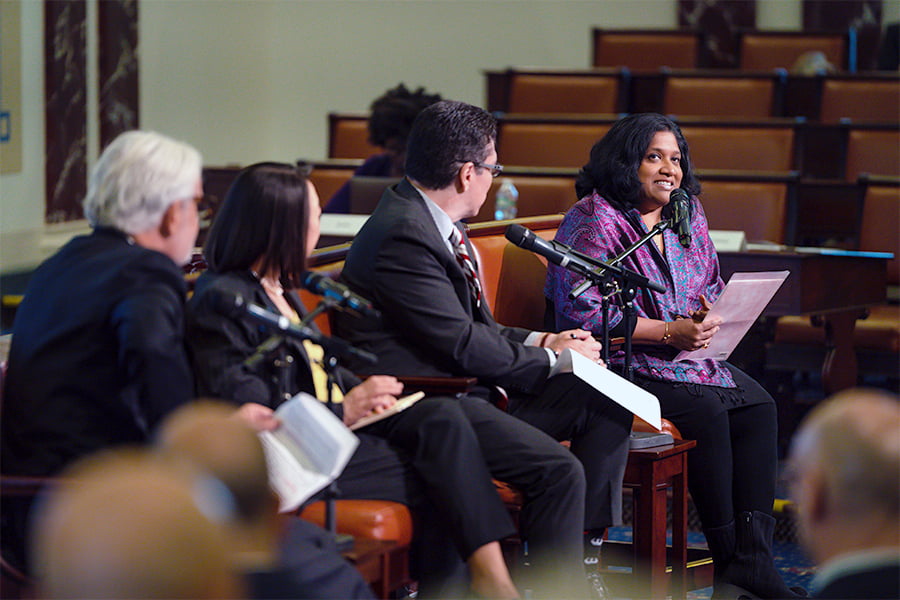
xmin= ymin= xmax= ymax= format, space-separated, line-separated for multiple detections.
xmin=504 ymin=223 xmax=666 ymax=294
xmin=669 ymin=188 xmax=692 ymax=249
xmin=302 ymin=272 xmax=380 ymax=318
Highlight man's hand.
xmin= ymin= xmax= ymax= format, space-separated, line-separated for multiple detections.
xmin=342 ymin=375 xmax=403 ymax=427
xmin=545 ymin=329 xmax=604 ymax=365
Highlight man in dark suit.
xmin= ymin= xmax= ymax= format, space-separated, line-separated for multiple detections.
xmin=336 ymin=100 xmax=634 ymax=584
xmin=1 ymin=130 xmax=205 ymax=572
xmin=788 ymin=388 xmax=900 ymax=599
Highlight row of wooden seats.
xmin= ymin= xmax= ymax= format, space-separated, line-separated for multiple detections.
xmin=328 ymin=112 xmax=900 ymax=182
xmin=485 ymin=67 xmax=900 ymax=123
xmin=592 ymin=28 xmax=858 ymax=71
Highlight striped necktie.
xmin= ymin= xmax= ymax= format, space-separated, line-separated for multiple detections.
xmin=450 ymin=226 xmax=482 ymax=308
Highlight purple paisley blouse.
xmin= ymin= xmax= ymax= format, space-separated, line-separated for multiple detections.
xmin=545 ymin=191 xmax=736 ymax=388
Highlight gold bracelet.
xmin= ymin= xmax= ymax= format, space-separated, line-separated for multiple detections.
xmin=661 ymin=321 xmax=671 ymax=344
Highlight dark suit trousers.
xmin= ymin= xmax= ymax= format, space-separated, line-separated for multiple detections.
xmin=508 ymin=373 xmax=633 ymax=531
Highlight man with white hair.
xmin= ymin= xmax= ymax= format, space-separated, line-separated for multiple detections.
xmin=788 ymin=387 xmax=900 ymax=599
xmin=1 ymin=130 xmax=203 ymax=571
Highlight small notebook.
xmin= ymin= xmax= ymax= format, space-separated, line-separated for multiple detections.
xmin=350 ymin=391 xmax=426 ymax=430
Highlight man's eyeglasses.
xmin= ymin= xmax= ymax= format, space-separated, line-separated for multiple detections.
xmin=459 ymin=160 xmax=504 ymax=178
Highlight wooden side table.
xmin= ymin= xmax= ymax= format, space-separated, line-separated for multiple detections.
xmin=342 ymin=537 xmax=411 ymax=599
xmin=621 ymin=438 xmax=697 ymax=598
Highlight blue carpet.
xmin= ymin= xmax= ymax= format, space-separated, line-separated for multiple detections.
xmin=605 ymin=526 xmax=817 ymax=599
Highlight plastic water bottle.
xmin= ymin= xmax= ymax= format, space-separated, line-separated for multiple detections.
xmin=494 ymin=178 xmax=519 ymax=221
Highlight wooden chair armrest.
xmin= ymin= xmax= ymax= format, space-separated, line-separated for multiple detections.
xmin=395 ymin=376 xmax=478 ymax=395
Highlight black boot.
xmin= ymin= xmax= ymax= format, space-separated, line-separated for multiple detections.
xmin=704 ymin=520 xmax=754 ymax=599
xmin=714 ymin=511 xmax=806 ymax=599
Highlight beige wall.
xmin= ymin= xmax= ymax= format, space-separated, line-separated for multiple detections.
xmin=0 ymin=0 xmax=836 ymax=273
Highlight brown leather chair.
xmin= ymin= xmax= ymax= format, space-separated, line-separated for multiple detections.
xmin=329 ymin=112 xmax=379 ymax=159
xmin=496 ymin=116 xmax=616 ymax=168
xmin=738 ymin=31 xmax=847 ymax=70
xmin=507 ymin=72 xmax=622 ymax=114
xmin=664 ymin=74 xmax=779 ymax=119
xmin=845 ymin=128 xmax=900 ymax=181
xmin=592 ymin=29 xmax=701 ymax=69
xmin=820 ymin=78 xmax=900 ymax=123
xmin=470 ymin=176 xmax=576 ymax=223
xmin=679 ymin=122 xmax=797 ymax=173
xmin=699 ymin=178 xmax=791 ymax=243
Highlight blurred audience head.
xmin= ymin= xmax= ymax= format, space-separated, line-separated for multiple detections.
xmin=788 ymin=387 xmax=900 ymax=565
xmin=204 ymin=161 xmax=317 ymax=288
xmin=156 ymin=401 xmax=276 ymax=531
xmin=575 ymin=112 xmax=701 ymax=208
xmin=83 ymin=130 xmax=202 ymax=264
xmin=405 ymin=100 xmax=497 ymax=190
xmin=30 ymin=448 xmax=243 ymax=599
xmin=791 ymin=51 xmax=837 ymax=75
xmin=369 ymin=83 xmax=443 ymax=173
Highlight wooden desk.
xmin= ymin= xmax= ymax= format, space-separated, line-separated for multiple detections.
xmin=343 ymin=538 xmax=410 ymax=599
xmin=718 ymin=248 xmax=888 ymax=393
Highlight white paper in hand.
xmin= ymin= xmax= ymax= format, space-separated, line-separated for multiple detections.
xmin=258 ymin=392 xmax=359 ymax=513
xmin=550 ymin=349 xmax=662 ymax=430
xmin=675 ymin=271 xmax=789 ymax=362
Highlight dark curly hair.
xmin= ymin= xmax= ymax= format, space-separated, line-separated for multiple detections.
xmin=368 ymin=83 xmax=443 ymax=148
xmin=575 ymin=113 xmax=701 ymax=213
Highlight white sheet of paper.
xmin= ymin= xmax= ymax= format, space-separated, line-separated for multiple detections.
xmin=675 ymin=271 xmax=789 ymax=362
xmin=551 ymin=349 xmax=662 ymax=431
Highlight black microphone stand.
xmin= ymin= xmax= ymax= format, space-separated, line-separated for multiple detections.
xmin=568 ymin=219 xmax=671 ymax=381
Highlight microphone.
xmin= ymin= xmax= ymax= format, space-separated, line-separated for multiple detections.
xmin=505 ymin=223 xmax=604 ymax=280
xmin=211 ymin=292 xmax=377 ymax=365
xmin=670 ymin=188 xmax=691 ymax=249
xmin=505 ymin=223 xmax=666 ymax=294
xmin=302 ymin=272 xmax=380 ymax=318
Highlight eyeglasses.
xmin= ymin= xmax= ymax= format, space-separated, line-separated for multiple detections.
xmin=458 ymin=160 xmax=504 ymax=178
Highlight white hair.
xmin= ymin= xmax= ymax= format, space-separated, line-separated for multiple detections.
xmin=83 ymin=130 xmax=202 ymax=234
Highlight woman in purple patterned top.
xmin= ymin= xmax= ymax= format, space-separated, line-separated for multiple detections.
xmin=546 ymin=113 xmax=804 ymax=599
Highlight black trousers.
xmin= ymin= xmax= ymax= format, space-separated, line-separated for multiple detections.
xmin=508 ymin=373 xmax=634 ymax=531
xmin=634 ymin=363 xmax=779 ymax=529
xmin=329 ymin=395 xmax=589 ymax=598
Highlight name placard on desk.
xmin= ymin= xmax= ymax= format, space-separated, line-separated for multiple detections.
xmin=319 ymin=214 xmax=370 ymax=237
xmin=709 ymin=230 xmax=747 ymax=252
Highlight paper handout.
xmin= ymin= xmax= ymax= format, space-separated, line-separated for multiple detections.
xmin=675 ymin=271 xmax=789 ymax=362
xmin=550 ymin=349 xmax=662 ymax=431
xmin=258 ymin=392 xmax=360 ymax=513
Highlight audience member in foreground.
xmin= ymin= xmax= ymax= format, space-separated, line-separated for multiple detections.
xmin=156 ymin=400 xmax=375 ymax=599
xmin=336 ymin=100 xmax=633 ymax=597
xmin=544 ymin=112 xmax=803 ymax=599
xmin=0 ymin=130 xmax=203 ymax=572
xmin=30 ymin=449 xmax=244 ymax=599
xmin=185 ymin=162 xmax=558 ymax=598
xmin=324 ymin=83 xmax=442 ymax=213
xmin=788 ymin=388 xmax=900 ymax=599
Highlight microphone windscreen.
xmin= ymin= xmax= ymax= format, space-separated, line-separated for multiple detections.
xmin=504 ymin=223 xmax=531 ymax=247
xmin=669 ymin=188 xmax=690 ymax=204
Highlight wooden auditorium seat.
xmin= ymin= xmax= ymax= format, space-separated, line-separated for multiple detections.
xmin=592 ymin=29 xmax=701 ymax=69
xmin=737 ymin=31 xmax=847 ymax=71
xmin=507 ymin=71 xmax=624 ymax=114
xmin=470 ymin=174 xmax=576 ymax=223
xmin=819 ymin=76 xmax=900 ymax=123
xmin=677 ymin=119 xmax=798 ymax=173
xmin=496 ymin=115 xmax=618 ymax=168
xmin=329 ymin=112 xmax=378 ymax=159
xmin=663 ymin=71 xmax=783 ymax=119
xmin=772 ymin=176 xmax=900 ymax=381
xmin=845 ymin=127 xmax=900 ymax=181
xmin=697 ymin=171 xmax=796 ymax=243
